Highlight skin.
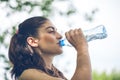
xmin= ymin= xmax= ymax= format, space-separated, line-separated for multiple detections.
xmin=19 ymin=20 xmax=92 ymax=80
xmin=37 ymin=23 xmax=63 ymax=55
xmin=66 ymin=29 xmax=92 ymax=80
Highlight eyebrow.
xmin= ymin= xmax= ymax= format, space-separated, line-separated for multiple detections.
xmin=45 ymin=26 xmax=57 ymax=30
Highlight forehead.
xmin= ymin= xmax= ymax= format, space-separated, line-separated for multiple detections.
xmin=39 ymin=20 xmax=56 ymax=30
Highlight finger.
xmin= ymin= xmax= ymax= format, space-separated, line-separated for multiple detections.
xmin=65 ymin=32 xmax=70 ymax=41
xmin=78 ymin=28 xmax=86 ymax=40
xmin=74 ymin=28 xmax=80 ymax=36
xmin=68 ymin=29 xmax=75 ymax=40
xmin=78 ymin=28 xmax=82 ymax=34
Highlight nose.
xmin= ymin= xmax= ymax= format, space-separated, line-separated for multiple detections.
xmin=56 ymin=31 xmax=63 ymax=40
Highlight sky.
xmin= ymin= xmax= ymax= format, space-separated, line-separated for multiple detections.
xmin=0 ymin=0 xmax=120 ymax=79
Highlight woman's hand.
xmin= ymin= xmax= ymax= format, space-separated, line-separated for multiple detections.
xmin=65 ymin=28 xmax=88 ymax=51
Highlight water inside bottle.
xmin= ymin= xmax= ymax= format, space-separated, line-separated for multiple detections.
xmin=85 ymin=25 xmax=107 ymax=42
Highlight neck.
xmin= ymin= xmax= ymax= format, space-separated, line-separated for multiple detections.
xmin=34 ymin=48 xmax=55 ymax=70
xmin=41 ymin=53 xmax=54 ymax=70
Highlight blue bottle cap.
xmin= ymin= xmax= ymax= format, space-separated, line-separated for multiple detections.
xmin=59 ymin=40 xmax=65 ymax=46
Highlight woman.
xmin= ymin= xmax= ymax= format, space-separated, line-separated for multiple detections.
xmin=8 ymin=16 xmax=92 ymax=80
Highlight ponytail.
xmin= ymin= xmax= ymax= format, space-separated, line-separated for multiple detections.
xmin=8 ymin=33 xmax=45 ymax=79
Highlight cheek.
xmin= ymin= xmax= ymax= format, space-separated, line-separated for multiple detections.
xmin=39 ymin=34 xmax=62 ymax=54
xmin=42 ymin=34 xmax=55 ymax=44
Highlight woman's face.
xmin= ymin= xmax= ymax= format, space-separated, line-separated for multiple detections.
xmin=37 ymin=20 xmax=63 ymax=55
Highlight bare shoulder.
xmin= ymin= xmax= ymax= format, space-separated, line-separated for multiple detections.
xmin=19 ymin=69 xmax=64 ymax=80
xmin=19 ymin=69 xmax=43 ymax=79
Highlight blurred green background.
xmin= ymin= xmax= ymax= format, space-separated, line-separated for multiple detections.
xmin=0 ymin=0 xmax=120 ymax=80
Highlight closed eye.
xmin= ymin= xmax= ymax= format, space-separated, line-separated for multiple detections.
xmin=48 ymin=30 xmax=55 ymax=33
xmin=46 ymin=26 xmax=57 ymax=34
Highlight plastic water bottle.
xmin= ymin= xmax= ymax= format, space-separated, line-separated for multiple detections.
xmin=59 ymin=25 xmax=107 ymax=47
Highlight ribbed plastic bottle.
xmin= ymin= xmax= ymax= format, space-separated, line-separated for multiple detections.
xmin=59 ymin=25 xmax=107 ymax=47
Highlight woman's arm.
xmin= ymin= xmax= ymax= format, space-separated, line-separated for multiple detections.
xmin=65 ymin=28 xmax=92 ymax=80
xmin=71 ymin=47 xmax=91 ymax=80
xmin=19 ymin=69 xmax=64 ymax=80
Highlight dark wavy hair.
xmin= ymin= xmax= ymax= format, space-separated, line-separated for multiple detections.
xmin=8 ymin=16 xmax=48 ymax=79
xmin=8 ymin=16 xmax=66 ymax=80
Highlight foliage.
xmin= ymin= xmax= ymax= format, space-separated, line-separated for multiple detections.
xmin=0 ymin=0 xmax=77 ymax=17
xmin=0 ymin=0 xmax=77 ymax=80
xmin=92 ymin=70 xmax=120 ymax=80
xmin=0 ymin=0 xmax=52 ymax=16
xmin=0 ymin=0 xmax=99 ymax=80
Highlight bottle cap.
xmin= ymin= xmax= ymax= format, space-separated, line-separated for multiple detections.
xmin=59 ymin=40 xmax=65 ymax=46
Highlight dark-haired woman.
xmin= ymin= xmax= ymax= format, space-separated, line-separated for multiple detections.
xmin=8 ymin=16 xmax=91 ymax=80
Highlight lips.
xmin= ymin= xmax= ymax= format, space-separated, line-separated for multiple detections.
xmin=57 ymin=42 xmax=61 ymax=47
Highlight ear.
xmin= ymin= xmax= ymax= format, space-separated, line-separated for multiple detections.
xmin=27 ymin=37 xmax=39 ymax=47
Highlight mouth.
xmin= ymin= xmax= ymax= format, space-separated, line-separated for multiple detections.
xmin=57 ymin=42 xmax=62 ymax=47
xmin=57 ymin=42 xmax=60 ymax=45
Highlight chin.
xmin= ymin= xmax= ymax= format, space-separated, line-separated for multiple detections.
xmin=54 ymin=49 xmax=63 ymax=55
xmin=58 ymin=50 xmax=63 ymax=55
